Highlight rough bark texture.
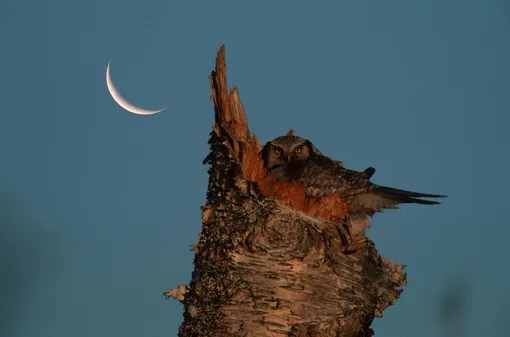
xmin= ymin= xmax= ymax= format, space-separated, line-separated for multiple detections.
xmin=178 ymin=46 xmax=406 ymax=337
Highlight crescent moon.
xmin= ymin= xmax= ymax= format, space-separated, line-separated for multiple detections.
xmin=106 ymin=61 xmax=165 ymax=115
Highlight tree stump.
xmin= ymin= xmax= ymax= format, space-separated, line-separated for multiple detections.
xmin=176 ymin=46 xmax=406 ymax=337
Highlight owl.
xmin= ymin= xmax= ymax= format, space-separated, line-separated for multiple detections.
xmin=261 ymin=135 xmax=446 ymax=217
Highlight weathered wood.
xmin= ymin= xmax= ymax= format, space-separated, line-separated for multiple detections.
xmin=178 ymin=45 xmax=406 ymax=337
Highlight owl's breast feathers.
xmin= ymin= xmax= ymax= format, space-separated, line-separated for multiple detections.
xmin=255 ymin=155 xmax=349 ymax=222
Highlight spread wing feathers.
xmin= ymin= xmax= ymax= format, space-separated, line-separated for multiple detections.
xmin=348 ymin=185 xmax=445 ymax=214
xmin=289 ymin=160 xmax=446 ymax=214
xmin=371 ymin=185 xmax=446 ymax=201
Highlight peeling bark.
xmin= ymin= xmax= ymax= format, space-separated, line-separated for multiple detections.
xmin=177 ymin=46 xmax=406 ymax=337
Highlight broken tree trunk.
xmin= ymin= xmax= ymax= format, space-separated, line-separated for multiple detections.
xmin=176 ymin=46 xmax=406 ymax=337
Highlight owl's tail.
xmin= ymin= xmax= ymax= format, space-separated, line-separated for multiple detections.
xmin=372 ymin=185 xmax=447 ymax=206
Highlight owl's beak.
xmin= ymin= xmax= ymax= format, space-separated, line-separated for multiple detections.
xmin=287 ymin=155 xmax=292 ymax=162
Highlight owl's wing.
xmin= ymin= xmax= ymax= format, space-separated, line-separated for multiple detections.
xmin=346 ymin=185 xmax=446 ymax=215
xmin=314 ymin=164 xmax=445 ymax=214
xmin=290 ymin=160 xmax=364 ymax=198
xmin=291 ymin=160 xmax=446 ymax=214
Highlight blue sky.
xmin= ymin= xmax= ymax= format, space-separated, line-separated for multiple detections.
xmin=1 ymin=0 xmax=509 ymax=336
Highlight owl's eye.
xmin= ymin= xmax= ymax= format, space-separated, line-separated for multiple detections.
xmin=294 ymin=146 xmax=303 ymax=154
xmin=274 ymin=148 xmax=282 ymax=155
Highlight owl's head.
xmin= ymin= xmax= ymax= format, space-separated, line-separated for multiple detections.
xmin=261 ymin=135 xmax=319 ymax=171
